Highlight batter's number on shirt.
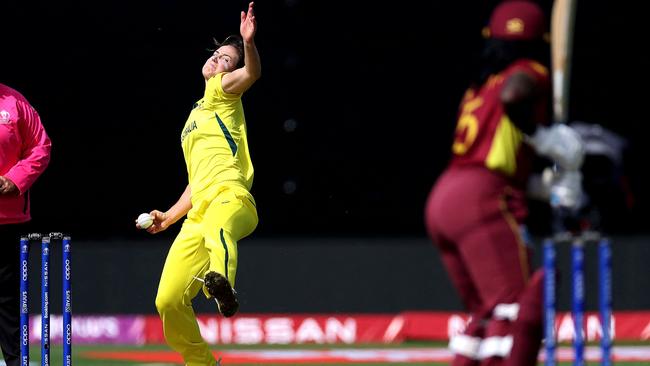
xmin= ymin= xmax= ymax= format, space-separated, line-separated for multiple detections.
xmin=452 ymin=97 xmax=483 ymax=155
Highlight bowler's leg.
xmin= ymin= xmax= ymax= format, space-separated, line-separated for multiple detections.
xmin=155 ymin=220 xmax=215 ymax=366
xmin=201 ymin=189 xmax=258 ymax=317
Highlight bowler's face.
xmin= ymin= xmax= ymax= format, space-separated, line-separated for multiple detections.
xmin=202 ymin=45 xmax=240 ymax=80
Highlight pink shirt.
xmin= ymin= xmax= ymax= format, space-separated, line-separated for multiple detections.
xmin=0 ymin=83 xmax=51 ymax=224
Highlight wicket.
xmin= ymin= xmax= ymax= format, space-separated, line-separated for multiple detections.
xmin=20 ymin=232 xmax=72 ymax=366
xmin=543 ymin=230 xmax=612 ymax=366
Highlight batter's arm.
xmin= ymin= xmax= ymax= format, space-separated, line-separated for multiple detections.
xmin=500 ymin=71 xmax=541 ymax=135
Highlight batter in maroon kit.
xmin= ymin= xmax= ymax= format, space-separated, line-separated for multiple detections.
xmin=425 ymin=1 xmax=584 ymax=365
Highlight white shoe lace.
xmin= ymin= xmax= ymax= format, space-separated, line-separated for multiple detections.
xmin=193 ymin=276 xmax=220 ymax=308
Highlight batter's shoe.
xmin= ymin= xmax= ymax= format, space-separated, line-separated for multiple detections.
xmin=204 ymin=271 xmax=239 ymax=317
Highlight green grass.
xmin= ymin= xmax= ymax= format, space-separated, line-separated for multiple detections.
xmin=31 ymin=345 xmax=438 ymax=366
xmin=23 ymin=343 xmax=650 ymax=366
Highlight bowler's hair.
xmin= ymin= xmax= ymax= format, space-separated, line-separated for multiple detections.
xmin=212 ymin=35 xmax=245 ymax=69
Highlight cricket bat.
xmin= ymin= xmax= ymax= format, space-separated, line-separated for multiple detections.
xmin=551 ymin=0 xmax=578 ymax=124
xmin=549 ymin=0 xmax=581 ymax=234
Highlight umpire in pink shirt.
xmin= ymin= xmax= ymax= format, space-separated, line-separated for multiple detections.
xmin=0 ymin=82 xmax=51 ymax=366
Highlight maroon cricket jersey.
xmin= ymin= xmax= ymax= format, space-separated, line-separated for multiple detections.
xmin=449 ymin=59 xmax=549 ymax=189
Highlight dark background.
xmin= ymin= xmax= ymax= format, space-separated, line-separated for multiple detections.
xmin=4 ymin=0 xmax=648 ymax=241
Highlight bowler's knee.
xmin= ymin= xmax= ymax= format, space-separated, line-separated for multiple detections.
xmin=155 ymin=291 xmax=182 ymax=315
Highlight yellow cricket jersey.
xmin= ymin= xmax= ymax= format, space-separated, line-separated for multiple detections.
xmin=181 ymin=72 xmax=254 ymax=206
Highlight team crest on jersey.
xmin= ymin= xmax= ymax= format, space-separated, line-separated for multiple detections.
xmin=0 ymin=110 xmax=11 ymax=124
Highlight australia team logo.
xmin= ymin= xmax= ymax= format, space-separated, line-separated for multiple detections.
xmin=0 ymin=110 xmax=10 ymax=124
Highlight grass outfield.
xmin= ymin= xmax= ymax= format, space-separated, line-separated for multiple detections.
xmin=22 ymin=342 xmax=650 ymax=366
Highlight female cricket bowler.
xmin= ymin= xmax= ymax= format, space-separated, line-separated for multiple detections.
xmin=136 ymin=2 xmax=261 ymax=365
xmin=425 ymin=1 xmax=584 ymax=365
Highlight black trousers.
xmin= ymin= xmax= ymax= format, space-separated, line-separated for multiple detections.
xmin=0 ymin=223 xmax=29 ymax=366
